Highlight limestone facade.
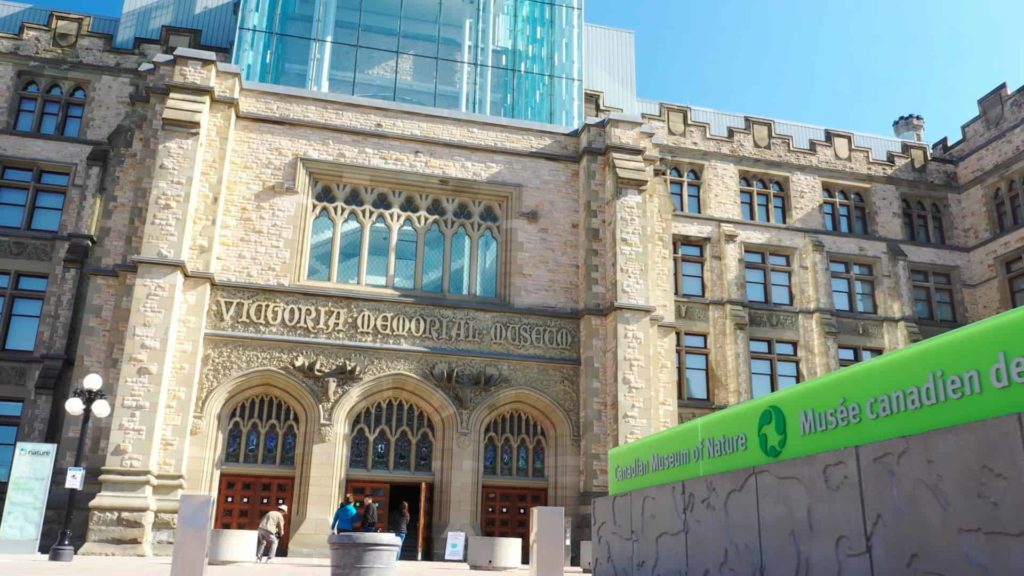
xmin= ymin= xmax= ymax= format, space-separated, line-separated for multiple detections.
xmin=0 ymin=11 xmax=1021 ymax=563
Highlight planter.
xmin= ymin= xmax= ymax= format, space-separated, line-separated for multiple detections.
xmin=327 ymin=532 xmax=402 ymax=576
xmin=467 ymin=536 xmax=522 ymax=570
xmin=209 ymin=529 xmax=258 ymax=565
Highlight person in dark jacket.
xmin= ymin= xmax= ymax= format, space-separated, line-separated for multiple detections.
xmin=389 ymin=501 xmax=411 ymax=560
xmin=331 ymin=494 xmax=358 ymax=534
xmin=360 ymin=495 xmax=378 ymax=532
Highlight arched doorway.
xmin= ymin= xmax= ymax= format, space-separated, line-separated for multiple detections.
xmin=480 ymin=410 xmax=550 ymax=563
xmin=214 ymin=393 xmax=303 ymax=556
xmin=345 ymin=397 xmax=436 ymax=560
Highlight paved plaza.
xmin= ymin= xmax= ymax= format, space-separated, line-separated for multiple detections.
xmin=0 ymin=554 xmax=586 ymax=575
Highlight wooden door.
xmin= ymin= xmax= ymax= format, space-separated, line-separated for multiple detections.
xmin=481 ymin=486 xmax=547 ymax=564
xmin=417 ymin=482 xmax=433 ymax=560
xmin=347 ymin=481 xmax=390 ymax=531
xmin=216 ymin=474 xmax=295 ymax=556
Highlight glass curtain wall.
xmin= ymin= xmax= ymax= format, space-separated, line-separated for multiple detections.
xmin=234 ymin=0 xmax=583 ymax=127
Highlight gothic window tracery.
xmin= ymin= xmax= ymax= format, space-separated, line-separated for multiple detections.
xmin=482 ymin=410 xmax=547 ymax=479
xmin=307 ymin=184 xmax=503 ymax=299
xmin=222 ymin=394 xmax=299 ymax=468
xmin=349 ymin=398 xmax=435 ymax=474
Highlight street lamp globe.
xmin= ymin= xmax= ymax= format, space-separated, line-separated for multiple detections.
xmin=82 ymin=373 xmax=103 ymax=391
xmin=64 ymin=396 xmax=85 ymax=416
xmin=91 ymin=398 xmax=112 ymax=419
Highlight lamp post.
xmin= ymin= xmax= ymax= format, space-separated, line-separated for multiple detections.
xmin=47 ymin=373 xmax=111 ymax=562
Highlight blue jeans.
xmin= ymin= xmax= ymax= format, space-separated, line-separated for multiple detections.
xmin=394 ymin=532 xmax=406 ymax=560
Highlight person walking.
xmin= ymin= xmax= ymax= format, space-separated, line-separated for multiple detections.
xmin=256 ymin=504 xmax=288 ymax=563
xmin=389 ymin=501 xmax=411 ymax=561
xmin=360 ymin=495 xmax=378 ymax=532
xmin=331 ymin=494 xmax=358 ymax=534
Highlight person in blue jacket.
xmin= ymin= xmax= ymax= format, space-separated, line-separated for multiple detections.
xmin=331 ymin=494 xmax=358 ymax=534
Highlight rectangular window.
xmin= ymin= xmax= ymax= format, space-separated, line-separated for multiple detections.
xmin=0 ymin=164 xmax=67 ymax=232
xmin=739 ymin=177 xmax=787 ymax=224
xmin=1006 ymin=256 xmax=1024 ymax=308
xmin=744 ymin=250 xmax=792 ymax=306
xmin=830 ymin=260 xmax=876 ymax=314
xmin=0 ymin=400 xmax=22 ymax=486
xmin=676 ymin=333 xmax=709 ymax=401
xmin=673 ymin=241 xmax=705 ymax=298
xmin=822 ymin=188 xmax=868 ymax=236
xmin=1 ymin=273 xmax=47 ymax=352
xmin=911 ymin=269 xmax=956 ymax=322
xmin=749 ymin=338 xmax=799 ymax=398
xmin=668 ymin=168 xmax=702 ymax=214
xmin=838 ymin=346 xmax=882 ymax=367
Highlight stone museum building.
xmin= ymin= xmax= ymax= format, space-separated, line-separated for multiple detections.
xmin=0 ymin=0 xmax=1021 ymax=563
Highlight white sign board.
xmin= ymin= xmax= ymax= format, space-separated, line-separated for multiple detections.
xmin=0 ymin=442 xmax=57 ymax=554
xmin=65 ymin=466 xmax=85 ymax=490
xmin=444 ymin=530 xmax=466 ymax=561
xmin=170 ymin=495 xmax=214 ymax=576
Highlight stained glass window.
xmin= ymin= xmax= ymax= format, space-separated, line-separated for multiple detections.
xmin=349 ymin=398 xmax=435 ymax=474
xmin=483 ymin=410 xmax=548 ymax=479
xmin=244 ymin=423 xmax=260 ymax=464
xmin=225 ymin=422 xmax=242 ymax=463
xmin=372 ymin=431 xmax=391 ymax=470
xmin=500 ymin=440 xmax=513 ymax=477
xmin=222 ymin=395 xmax=299 ymax=468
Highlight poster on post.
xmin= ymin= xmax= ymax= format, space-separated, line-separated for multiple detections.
xmin=0 ymin=442 xmax=57 ymax=554
xmin=444 ymin=530 xmax=466 ymax=561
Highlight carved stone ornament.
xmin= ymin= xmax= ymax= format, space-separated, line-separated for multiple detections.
xmin=0 ymin=237 xmax=52 ymax=261
xmin=675 ymin=302 xmax=709 ymax=322
xmin=837 ymin=318 xmax=884 ymax=338
xmin=667 ymin=109 xmax=686 ymax=136
xmin=752 ymin=123 xmax=771 ymax=149
xmin=749 ymin=310 xmax=799 ymax=331
xmin=834 ymin=135 xmax=851 ymax=160
xmin=53 ymin=18 xmax=82 ymax=48
xmin=197 ymin=338 xmax=580 ymax=444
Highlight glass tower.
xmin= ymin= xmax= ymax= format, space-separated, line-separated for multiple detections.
xmin=234 ymin=0 xmax=583 ymax=127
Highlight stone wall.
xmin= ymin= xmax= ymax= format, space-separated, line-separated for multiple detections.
xmin=591 ymin=414 xmax=1024 ymax=575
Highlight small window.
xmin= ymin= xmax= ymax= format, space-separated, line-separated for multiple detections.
xmin=822 ymin=187 xmax=868 ymax=235
xmin=673 ymin=240 xmax=705 ymax=298
xmin=0 ymin=400 xmax=23 ymax=485
xmin=993 ymin=180 xmax=1024 ymax=233
xmin=911 ymin=268 xmax=957 ymax=322
xmin=830 ymin=259 xmax=876 ymax=314
xmin=13 ymin=81 xmax=86 ymax=137
xmin=0 ymin=165 xmax=68 ymax=232
xmin=1004 ymin=256 xmax=1024 ymax=309
xmin=676 ymin=333 xmax=709 ymax=401
xmin=1 ymin=274 xmax=48 ymax=352
xmin=740 ymin=176 xmax=787 ymax=224
xmin=749 ymin=338 xmax=799 ymax=398
xmin=838 ymin=346 xmax=882 ymax=367
xmin=744 ymin=249 xmax=792 ymax=306
xmin=668 ymin=167 xmax=701 ymax=214
xmin=902 ymin=199 xmax=945 ymax=244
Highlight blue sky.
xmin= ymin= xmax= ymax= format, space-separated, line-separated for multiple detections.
xmin=31 ymin=0 xmax=1024 ymax=144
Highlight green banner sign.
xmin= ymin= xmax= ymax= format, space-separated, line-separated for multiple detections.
xmin=609 ymin=307 xmax=1024 ymax=495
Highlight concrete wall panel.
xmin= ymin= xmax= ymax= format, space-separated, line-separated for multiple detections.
xmin=684 ymin=469 xmax=760 ymax=576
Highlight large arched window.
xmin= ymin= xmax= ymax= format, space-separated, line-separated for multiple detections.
xmin=349 ymin=399 xmax=435 ymax=474
xmin=223 ymin=394 xmax=300 ymax=468
xmin=14 ymin=82 xmax=86 ymax=137
xmin=482 ymin=411 xmax=547 ymax=479
xmin=306 ymin=184 xmax=504 ymax=299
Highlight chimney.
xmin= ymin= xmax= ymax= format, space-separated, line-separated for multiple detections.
xmin=892 ymin=114 xmax=925 ymax=142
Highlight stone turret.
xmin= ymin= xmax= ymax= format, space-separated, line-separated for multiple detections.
xmin=893 ymin=114 xmax=926 ymax=142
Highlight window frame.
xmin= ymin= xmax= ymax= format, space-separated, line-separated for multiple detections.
xmin=300 ymin=173 xmax=510 ymax=303
xmin=901 ymin=199 xmax=946 ymax=244
xmin=829 ymin=259 xmax=877 ymax=315
xmin=1004 ymin=254 xmax=1024 ymax=309
xmin=667 ymin=166 xmax=702 ymax=215
xmin=673 ymin=239 xmax=706 ymax=298
xmin=910 ymin=267 xmax=957 ymax=323
xmin=0 ymin=162 xmax=69 ymax=232
xmin=993 ymin=178 xmax=1024 ymax=233
xmin=822 ymin=187 xmax=869 ymax=235
xmin=749 ymin=338 xmax=800 ymax=398
xmin=837 ymin=345 xmax=882 ymax=367
xmin=744 ymin=249 xmax=793 ymax=306
xmin=676 ymin=332 xmax=710 ymax=403
xmin=739 ymin=175 xmax=787 ymax=224
xmin=12 ymin=80 xmax=87 ymax=138
xmin=0 ymin=399 xmax=22 ymax=489
xmin=0 ymin=272 xmax=48 ymax=353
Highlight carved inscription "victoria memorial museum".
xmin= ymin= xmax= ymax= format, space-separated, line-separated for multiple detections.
xmin=213 ymin=296 xmax=576 ymax=352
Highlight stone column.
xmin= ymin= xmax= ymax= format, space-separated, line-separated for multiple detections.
xmin=81 ymin=49 xmax=218 ymax=556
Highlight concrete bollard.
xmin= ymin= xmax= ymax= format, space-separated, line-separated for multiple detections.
xmin=327 ymin=533 xmax=402 ymax=576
